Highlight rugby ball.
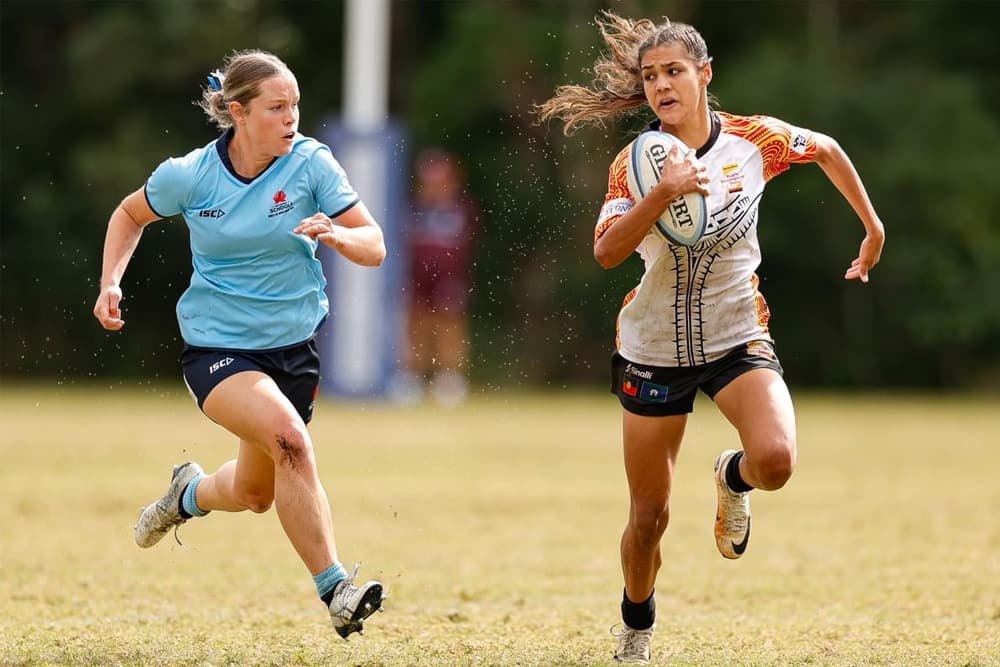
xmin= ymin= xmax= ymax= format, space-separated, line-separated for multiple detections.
xmin=626 ymin=131 xmax=707 ymax=246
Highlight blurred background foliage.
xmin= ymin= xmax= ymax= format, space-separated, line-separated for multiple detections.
xmin=2 ymin=0 xmax=998 ymax=390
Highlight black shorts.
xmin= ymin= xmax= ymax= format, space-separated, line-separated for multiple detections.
xmin=610 ymin=341 xmax=784 ymax=416
xmin=181 ymin=338 xmax=321 ymax=424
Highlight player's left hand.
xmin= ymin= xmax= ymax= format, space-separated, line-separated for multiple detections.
xmin=295 ymin=213 xmax=343 ymax=247
xmin=845 ymin=226 xmax=885 ymax=283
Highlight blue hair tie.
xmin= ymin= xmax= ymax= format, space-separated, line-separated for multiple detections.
xmin=206 ymin=70 xmax=225 ymax=92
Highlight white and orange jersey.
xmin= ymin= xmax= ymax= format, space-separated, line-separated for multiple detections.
xmin=596 ymin=111 xmax=818 ymax=367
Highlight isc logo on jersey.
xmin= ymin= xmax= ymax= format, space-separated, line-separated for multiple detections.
xmin=626 ymin=131 xmax=707 ymax=246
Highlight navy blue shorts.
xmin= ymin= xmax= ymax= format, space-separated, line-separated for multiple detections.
xmin=610 ymin=341 xmax=784 ymax=416
xmin=181 ymin=338 xmax=321 ymax=424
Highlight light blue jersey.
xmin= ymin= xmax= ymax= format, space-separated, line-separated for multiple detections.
xmin=145 ymin=130 xmax=359 ymax=350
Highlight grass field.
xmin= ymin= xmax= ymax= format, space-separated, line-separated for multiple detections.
xmin=1 ymin=383 xmax=998 ymax=666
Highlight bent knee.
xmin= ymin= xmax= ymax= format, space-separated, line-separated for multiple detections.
xmin=748 ymin=442 xmax=796 ymax=490
xmin=270 ymin=425 xmax=316 ymax=471
xmin=245 ymin=497 xmax=274 ymax=514
xmin=232 ymin=484 xmax=274 ymax=513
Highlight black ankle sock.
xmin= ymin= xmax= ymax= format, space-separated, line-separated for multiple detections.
xmin=621 ymin=588 xmax=655 ymax=630
xmin=320 ymin=588 xmax=336 ymax=606
xmin=726 ymin=451 xmax=753 ymax=493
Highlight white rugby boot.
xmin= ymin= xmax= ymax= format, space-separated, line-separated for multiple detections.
xmin=134 ymin=462 xmax=204 ymax=548
xmin=328 ymin=564 xmax=386 ymax=639
xmin=714 ymin=449 xmax=751 ymax=559
xmin=612 ymin=624 xmax=654 ymax=664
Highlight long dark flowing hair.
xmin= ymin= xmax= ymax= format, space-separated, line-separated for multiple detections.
xmin=535 ymin=11 xmax=712 ymax=135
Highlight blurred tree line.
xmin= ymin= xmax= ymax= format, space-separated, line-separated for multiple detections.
xmin=2 ymin=0 xmax=998 ymax=390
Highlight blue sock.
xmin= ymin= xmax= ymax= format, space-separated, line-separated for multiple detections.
xmin=315 ymin=562 xmax=348 ymax=604
xmin=180 ymin=474 xmax=209 ymax=517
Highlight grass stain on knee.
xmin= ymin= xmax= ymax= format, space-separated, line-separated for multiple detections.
xmin=276 ymin=435 xmax=300 ymax=471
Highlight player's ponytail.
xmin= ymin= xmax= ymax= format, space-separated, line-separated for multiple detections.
xmin=198 ymin=69 xmax=231 ymax=130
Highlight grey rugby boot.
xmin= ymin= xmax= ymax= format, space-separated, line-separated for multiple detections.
xmin=714 ymin=449 xmax=751 ymax=559
xmin=612 ymin=624 xmax=654 ymax=664
xmin=134 ymin=462 xmax=204 ymax=548
xmin=328 ymin=564 xmax=386 ymax=639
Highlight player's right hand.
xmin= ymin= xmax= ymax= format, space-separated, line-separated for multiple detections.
xmin=653 ymin=146 xmax=710 ymax=201
xmin=94 ymin=285 xmax=125 ymax=331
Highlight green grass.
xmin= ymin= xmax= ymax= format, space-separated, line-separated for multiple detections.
xmin=1 ymin=383 xmax=998 ymax=666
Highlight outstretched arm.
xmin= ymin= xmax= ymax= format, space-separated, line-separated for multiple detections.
xmin=295 ymin=202 xmax=386 ymax=267
xmin=93 ymin=188 xmax=161 ymax=330
xmin=813 ymin=133 xmax=885 ymax=283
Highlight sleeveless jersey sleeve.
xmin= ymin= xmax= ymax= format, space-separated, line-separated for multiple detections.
xmin=144 ymin=157 xmax=192 ymax=219
xmin=595 ymin=144 xmax=635 ymax=241
xmin=308 ymin=145 xmax=361 ymax=219
xmin=718 ymin=113 xmax=817 ymax=182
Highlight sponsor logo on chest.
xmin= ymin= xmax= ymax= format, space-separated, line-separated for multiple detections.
xmin=268 ymin=189 xmax=295 ymax=218
xmin=722 ymin=163 xmax=744 ymax=194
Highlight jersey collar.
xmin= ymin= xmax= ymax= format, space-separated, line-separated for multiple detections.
xmin=215 ymin=128 xmax=279 ymax=185
xmin=646 ymin=111 xmax=721 ymax=158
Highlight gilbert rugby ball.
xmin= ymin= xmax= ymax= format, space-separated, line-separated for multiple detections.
xmin=626 ymin=131 xmax=707 ymax=246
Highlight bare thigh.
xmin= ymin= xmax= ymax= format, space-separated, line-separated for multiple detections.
xmin=203 ymin=370 xmax=311 ymax=461
xmin=713 ymin=368 xmax=797 ymax=488
xmin=622 ymin=411 xmax=688 ymax=513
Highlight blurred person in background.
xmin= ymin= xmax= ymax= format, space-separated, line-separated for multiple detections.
xmin=93 ymin=49 xmax=388 ymax=640
xmin=393 ymin=148 xmax=479 ymax=407
xmin=538 ymin=12 xmax=884 ymax=664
